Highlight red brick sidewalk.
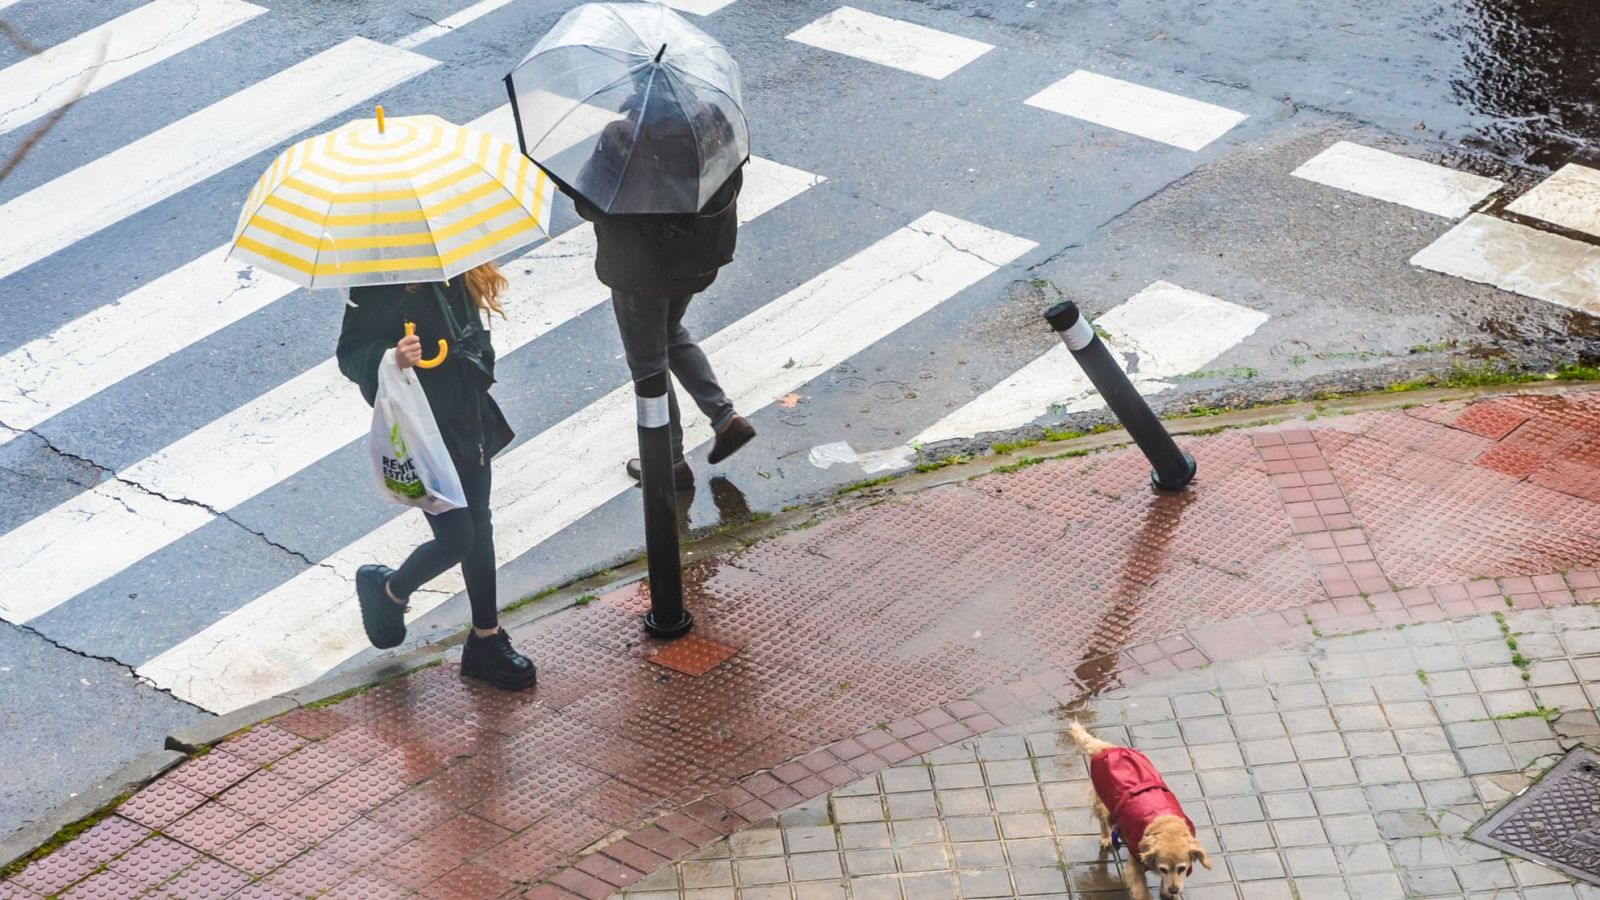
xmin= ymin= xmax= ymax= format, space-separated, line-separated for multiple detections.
xmin=6 ymin=388 xmax=1600 ymax=899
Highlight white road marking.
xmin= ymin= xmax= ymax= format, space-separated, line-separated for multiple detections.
xmin=0 ymin=157 xmax=819 ymax=627
xmin=0 ymin=247 xmax=292 ymax=446
xmin=658 ymin=0 xmax=738 ymax=14
xmin=0 ymin=38 xmax=436 ymax=283
xmin=1411 ymin=213 xmax=1600 ymax=316
xmin=1025 ymin=70 xmax=1246 ymax=151
xmin=0 ymin=100 xmax=601 ymax=451
xmin=1291 ymin=141 xmax=1502 ymax=219
xmin=0 ymin=0 xmax=267 ymax=136
xmin=786 ymin=6 xmax=993 ymax=80
xmin=140 ymin=212 xmax=1034 ymax=712
xmin=393 ymin=0 xmax=521 ymax=49
xmin=1504 ymin=163 xmax=1600 ymax=238
xmin=916 ymin=281 xmax=1268 ymax=445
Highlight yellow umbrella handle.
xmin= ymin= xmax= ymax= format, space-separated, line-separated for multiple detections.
xmin=404 ymin=321 xmax=448 ymax=369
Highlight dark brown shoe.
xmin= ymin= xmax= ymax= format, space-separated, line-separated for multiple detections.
xmin=626 ymin=458 xmax=695 ymax=489
xmin=707 ymin=414 xmax=755 ymax=464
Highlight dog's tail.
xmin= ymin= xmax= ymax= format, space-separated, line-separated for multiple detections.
xmin=1067 ymin=719 xmax=1114 ymax=756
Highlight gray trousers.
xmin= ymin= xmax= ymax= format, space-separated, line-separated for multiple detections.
xmin=610 ymin=290 xmax=735 ymax=464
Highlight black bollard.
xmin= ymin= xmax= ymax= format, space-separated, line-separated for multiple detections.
xmin=1043 ymin=300 xmax=1196 ymax=491
xmin=634 ymin=370 xmax=694 ymax=638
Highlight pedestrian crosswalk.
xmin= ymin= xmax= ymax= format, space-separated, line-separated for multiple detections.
xmin=0 ymin=38 xmax=435 ymax=283
xmin=0 ymin=0 xmax=267 ymax=137
xmin=142 ymin=211 xmax=1035 ymax=711
xmin=14 ymin=0 xmax=1539 ymax=717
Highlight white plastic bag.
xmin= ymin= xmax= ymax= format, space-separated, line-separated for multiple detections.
xmin=369 ymin=349 xmax=467 ymax=514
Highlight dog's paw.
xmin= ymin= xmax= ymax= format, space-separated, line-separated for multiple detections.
xmin=1098 ymin=835 xmax=1112 ymax=851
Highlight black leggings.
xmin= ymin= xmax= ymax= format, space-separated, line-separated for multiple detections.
xmin=386 ymin=451 xmax=498 ymax=631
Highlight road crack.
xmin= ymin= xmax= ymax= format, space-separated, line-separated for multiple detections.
xmin=1 ymin=618 xmax=209 ymax=714
xmin=15 ymin=425 xmax=334 ymax=573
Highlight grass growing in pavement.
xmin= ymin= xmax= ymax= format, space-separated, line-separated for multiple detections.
xmin=0 ymin=793 xmax=135 ymax=881
xmin=1493 ymin=611 xmax=1534 ymax=680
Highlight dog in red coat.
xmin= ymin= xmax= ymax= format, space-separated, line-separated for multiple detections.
xmin=1069 ymin=720 xmax=1211 ymax=899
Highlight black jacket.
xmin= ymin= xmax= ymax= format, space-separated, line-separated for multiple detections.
xmin=336 ymin=280 xmax=513 ymax=465
xmin=570 ymin=165 xmax=743 ymax=297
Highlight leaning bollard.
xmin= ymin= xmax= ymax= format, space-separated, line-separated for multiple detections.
xmin=634 ymin=370 xmax=694 ymax=638
xmin=1043 ymin=300 xmax=1196 ymax=491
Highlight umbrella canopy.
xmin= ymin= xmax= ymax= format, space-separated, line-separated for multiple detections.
xmin=505 ymin=2 xmax=749 ymax=215
xmin=229 ymin=109 xmax=554 ymax=289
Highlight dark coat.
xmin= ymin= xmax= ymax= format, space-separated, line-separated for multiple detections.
xmin=570 ymin=164 xmax=743 ymax=297
xmin=336 ymin=280 xmax=513 ymax=466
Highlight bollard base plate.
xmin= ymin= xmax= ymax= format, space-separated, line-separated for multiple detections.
xmin=1151 ymin=452 xmax=1197 ymax=492
xmin=643 ymin=609 xmax=694 ymax=639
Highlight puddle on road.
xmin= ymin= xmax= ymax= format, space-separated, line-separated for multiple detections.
xmin=1450 ymin=0 xmax=1600 ymax=166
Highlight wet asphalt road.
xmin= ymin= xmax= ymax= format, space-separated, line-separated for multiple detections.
xmin=2 ymin=0 xmax=1598 ymax=844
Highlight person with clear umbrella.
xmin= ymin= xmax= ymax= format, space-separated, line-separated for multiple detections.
xmin=507 ymin=3 xmax=756 ymax=489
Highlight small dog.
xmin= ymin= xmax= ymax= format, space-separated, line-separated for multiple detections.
xmin=1068 ymin=720 xmax=1211 ymax=899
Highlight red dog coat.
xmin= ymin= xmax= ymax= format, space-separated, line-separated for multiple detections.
xmin=1088 ymin=746 xmax=1195 ymax=853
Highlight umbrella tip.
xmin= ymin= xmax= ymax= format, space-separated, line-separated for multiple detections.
xmin=655 ymin=43 xmax=666 ymax=62
xmin=375 ymin=105 xmax=385 ymax=133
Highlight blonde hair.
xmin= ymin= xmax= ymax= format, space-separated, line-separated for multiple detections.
xmin=403 ymin=262 xmax=508 ymax=317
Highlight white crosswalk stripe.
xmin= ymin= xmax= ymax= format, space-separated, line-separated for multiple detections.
xmin=1504 ymin=163 xmax=1600 ymax=238
xmin=394 ymin=0 xmax=522 ymax=50
xmin=915 ymin=282 xmax=1268 ymax=445
xmin=0 ymin=156 xmax=819 ymax=627
xmin=140 ymin=212 xmax=1035 ymax=712
xmin=787 ymin=6 xmax=993 ymax=80
xmin=0 ymin=100 xmax=599 ymax=451
xmin=0 ymin=0 xmax=267 ymax=136
xmin=1025 ymin=70 xmax=1246 ymax=151
xmin=1411 ymin=213 xmax=1600 ymax=316
xmin=1292 ymin=141 xmax=1502 ymax=218
xmin=659 ymin=0 xmax=739 ymax=14
xmin=0 ymin=38 xmax=435 ymax=282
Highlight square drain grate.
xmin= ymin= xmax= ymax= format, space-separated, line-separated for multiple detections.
xmin=1470 ymin=747 xmax=1600 ymax=885
xmin=644 ymin=634 xmax=738 ymax=676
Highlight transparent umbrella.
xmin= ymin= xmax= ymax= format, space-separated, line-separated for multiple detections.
xmin=504 ymin=2 xmax=749 ymax=215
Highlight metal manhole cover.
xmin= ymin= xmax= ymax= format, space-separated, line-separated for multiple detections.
xmin=1470 ymin=747 xmax=1600 ymax=885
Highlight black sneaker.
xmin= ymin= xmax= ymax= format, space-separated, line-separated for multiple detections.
xmin=356 ymin=565 xmax=406 ymax=650
xmin=707 ymin=414 xmax=755 ymax=464
xmin=460 ymin=630 xmax=538 ymax=691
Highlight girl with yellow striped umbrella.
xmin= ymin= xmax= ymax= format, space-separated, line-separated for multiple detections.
xmin=228 ymin=107 xmax=552 ymax=690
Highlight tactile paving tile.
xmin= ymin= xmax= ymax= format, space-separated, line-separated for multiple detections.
xmin=10 ymin=850 xmax=99 ymax=895
xmin=54 ymin=868 xmax=143 ymax=899
xmin=220 ymin=724 xmax=307 ymax=765
xmin=212 ymin=825 xmax=308 ymax=877
xmin=1453 ymin=401 xmax=1532 ymax=440
xmin=168 ymin=749 xmax=257 ymax=797
xmin=645 ymin=633 xmax=739 ymax=676
xmin=107 ymin=834 xmax=198 ymax=886
xmin=216 ymin=771 xmax=310 ymax=821
xmin=65 ymin=816 xmax=146 ymax=864
xmin=319 ymin=871 xmax=411 ymax=899
xmin=163 ymin=801 xmax=256 ymax=852
xmin=263 ymin=848 xmax=355 ymax=897
xmin=150 ymin=857 xmax=253 ymax=898
xmin=118 ymin=778 xmax=208 ymax=829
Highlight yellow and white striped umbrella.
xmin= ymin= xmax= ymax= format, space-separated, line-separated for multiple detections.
xmin=228 ymin=108 xmax=553 ymax=289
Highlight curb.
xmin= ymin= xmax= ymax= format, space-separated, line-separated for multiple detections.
xmin=4 ymin=380 xmax=1594 ymax=871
